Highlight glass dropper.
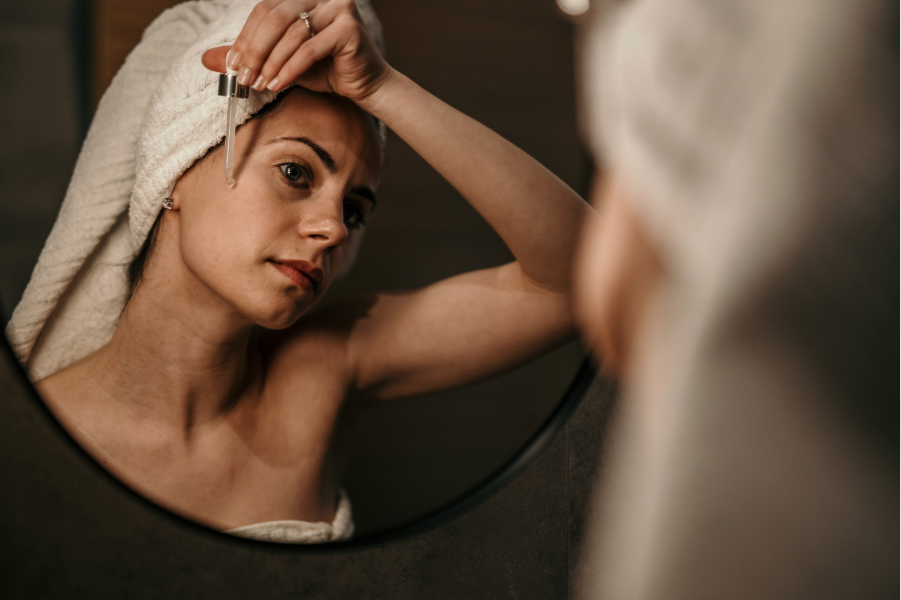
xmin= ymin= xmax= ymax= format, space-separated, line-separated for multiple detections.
xmin=217 ymin=60 xmax=249 ymax=187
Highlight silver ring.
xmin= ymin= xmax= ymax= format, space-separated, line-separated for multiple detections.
xmin=162 ymin=197 xmax=174 ymax=210
xmin=299 ymin=11 xmax=315 ymax=37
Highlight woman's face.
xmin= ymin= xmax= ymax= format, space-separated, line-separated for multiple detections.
xmin=169 ymin=89 xmax=383 ymax=330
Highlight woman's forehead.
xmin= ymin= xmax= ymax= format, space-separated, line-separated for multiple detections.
xmin=263 ymin=90 xmax=374 ymax=137
xmin=253 ymin=90 xmax=383 ymax=165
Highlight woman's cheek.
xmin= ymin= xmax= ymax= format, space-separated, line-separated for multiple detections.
xmin=179 ymin=200 xmax=259 ymax=293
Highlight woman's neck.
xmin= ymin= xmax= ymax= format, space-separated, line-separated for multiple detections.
xmin=79 ymin=252 xmax=263 ymax=434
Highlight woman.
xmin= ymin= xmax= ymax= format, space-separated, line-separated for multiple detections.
xmin=10 ymin=0 xmax=587 ymax=542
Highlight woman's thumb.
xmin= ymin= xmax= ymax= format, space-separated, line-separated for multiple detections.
xmin=201 ymin=46 xmax=230 ymax=74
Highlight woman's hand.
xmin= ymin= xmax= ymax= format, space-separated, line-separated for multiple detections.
xmin=202 ymin=0 xmax=391 ymax=103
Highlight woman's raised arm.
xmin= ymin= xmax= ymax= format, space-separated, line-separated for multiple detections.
xmin=361 ymin=70 xmax=588 ymax=294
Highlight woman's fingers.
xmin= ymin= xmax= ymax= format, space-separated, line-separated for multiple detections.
xmin=229 ymin=0 xmax=284 ymax=69
xmin=235 ymin=0 xmax=317 ymax=86
xmin=202 ymin=46 xmax=230 ymax=74
xmin=202 ymin=0 xmax=384 ymax=100
xmin=252 ymin=12 xmax=317 ymax=90
xmin=268 ymin=14 xmax=355 ymax=93
xmin=254 ymin=0 xmax=353 ymax=91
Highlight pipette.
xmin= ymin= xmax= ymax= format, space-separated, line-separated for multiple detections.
xmin=217 ymin=59 xmax=249 ymax=187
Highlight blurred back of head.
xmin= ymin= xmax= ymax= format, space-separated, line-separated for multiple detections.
xmin=575 ymin=0 xmax=897 ymax=598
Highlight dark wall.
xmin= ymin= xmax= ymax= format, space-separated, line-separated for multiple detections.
xmin=0 ymin=0 xmax=79 ymax=319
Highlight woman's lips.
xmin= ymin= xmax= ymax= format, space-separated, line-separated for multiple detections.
xmin=268 ymin=260 xmax=323 ymax=292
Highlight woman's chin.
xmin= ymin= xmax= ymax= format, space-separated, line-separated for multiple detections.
xmin=249 ymin=298 xmax=314 ymax=330
xmin=254 ymin=314 xmax=302 ymax=331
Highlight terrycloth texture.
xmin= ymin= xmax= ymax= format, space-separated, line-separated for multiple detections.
xmin=6 ymin=0 xmax=383 ymax=382
xmin=227 ymin=489 xmax=355 ymax=543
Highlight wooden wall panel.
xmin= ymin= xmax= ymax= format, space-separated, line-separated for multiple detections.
xmin=92 ymin=0 xmax=184 ymax=105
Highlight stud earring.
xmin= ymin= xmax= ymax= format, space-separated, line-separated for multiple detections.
xmin=162 ymin=197 xmax=174 ymax=210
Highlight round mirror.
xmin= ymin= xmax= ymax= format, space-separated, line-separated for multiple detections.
xmin=0 ymin=0 xmax=590 ymax=543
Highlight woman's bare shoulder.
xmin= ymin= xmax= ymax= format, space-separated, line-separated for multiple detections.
xmin=33 ymin=353 xmax=99 ymax=412
xmin=32 ymin=355 xmax=114 ymax=444
xmin=259 ymin=294 xmax=380 ymax=395
xmin=34 ymin=370 xmax=65 ymax=409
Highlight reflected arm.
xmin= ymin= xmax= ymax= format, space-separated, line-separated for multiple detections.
xmin=340 ymin=71 xmax=590 ymax=399
xmin=359 ymin=70 xmax=590 ymax=294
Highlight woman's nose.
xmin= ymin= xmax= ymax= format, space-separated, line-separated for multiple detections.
xmin=298 ymin=199 xmax=348 ymax=247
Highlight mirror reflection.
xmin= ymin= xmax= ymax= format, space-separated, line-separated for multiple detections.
xmin=1 ymin=0 xmax=587 ymax=542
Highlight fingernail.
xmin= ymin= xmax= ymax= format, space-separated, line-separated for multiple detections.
xmin=266 ymin=77 xmax=280 ymax=91
xmin=238 ymin=66 xmax=253 ymax=86
xmin=226 ymin=50 xmax=241 ymax=71
xmin=252 ymin=75 xmax=266 ymax=90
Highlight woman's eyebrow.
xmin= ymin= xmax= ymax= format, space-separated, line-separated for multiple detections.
xmin=265 ymin=136 xmax=335 ymax=172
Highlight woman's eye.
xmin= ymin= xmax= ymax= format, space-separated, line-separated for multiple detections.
xmin=279 ymin=163 xmax=309 ymax=185
xmin=343 ymin=202 xmax=368 ymax=229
